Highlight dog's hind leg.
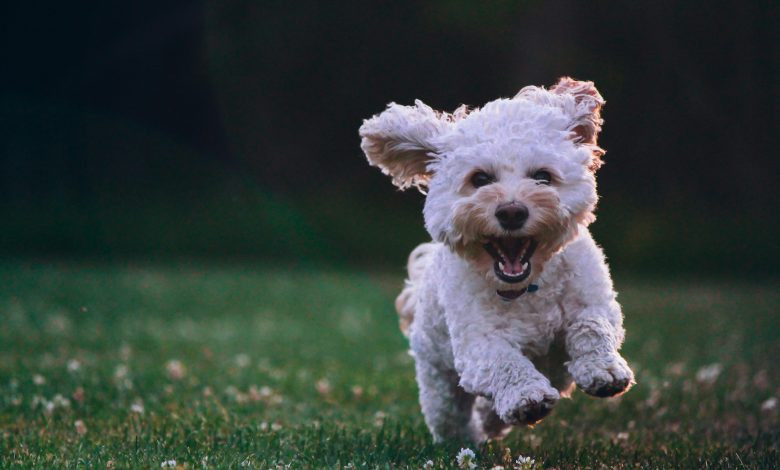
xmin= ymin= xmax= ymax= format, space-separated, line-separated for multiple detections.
xmin=395 ymin=242 xmax=437 ymax=336
xmin=470 ymin=396 xmax=511 ymax=442
xmin=415 ymin=359 xmax=475 ymax=443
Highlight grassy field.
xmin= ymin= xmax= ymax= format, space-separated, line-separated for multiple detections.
xmin=0 ymin=261 xmax=778 ymax=468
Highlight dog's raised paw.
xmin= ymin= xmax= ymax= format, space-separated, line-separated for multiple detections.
xmin=590 ymin=377 xmax=632 ymax=397
xmin=512 ymin=398 xmax=555 ymax=424
xmin=570 ymin=353 xmax=635 ymax=398
xmin=497 ymin=385 xmax=560 ymax=426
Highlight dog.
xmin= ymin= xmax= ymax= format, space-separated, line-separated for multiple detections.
xmin=359 ymin=77 xmax=634 ymax=443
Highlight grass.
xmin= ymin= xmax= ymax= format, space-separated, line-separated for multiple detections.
xmin=0 ymin=260 xmax=778 ymax=468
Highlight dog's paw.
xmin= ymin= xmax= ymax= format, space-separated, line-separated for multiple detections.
xmin=569 ymin=352 xmax=635 ymax=398
xmin=496 ymin=383 xmax=560 ymax=426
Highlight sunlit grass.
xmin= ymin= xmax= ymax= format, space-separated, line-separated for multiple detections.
xmin=0 ymin=261 xmax=778 ymax=468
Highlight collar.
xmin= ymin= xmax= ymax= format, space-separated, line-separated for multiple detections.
xmin=496 ymin=283 xmax=539 ymax=301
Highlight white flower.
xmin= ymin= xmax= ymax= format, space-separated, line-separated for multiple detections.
xmin=113 ymin=364 xmax=134 ymax=390
xmin=67 ymin=359 xmax=81 ymax=372
xmin=131 ymin=401 xmax=145 ymax=414
xmin=166 ymin=360 xmax=187 ymax=380
xmin=315 ymin=378 xmax=331 ymax=395
xmin=235 ymin=354 xmax=251 ymax=368
xmin=114 ymin=364 xmax=129 ymax=380
xmin=74 ymin=419 xmax=87 ymax=435
xmin=761 ymin=397 xmax=777 ymax=412
xmin=456 ymin=448 xmax=477 ymax=469
xmin=53 ymin=394 xmax=71 ymax=408
xmin=423 ymin=460 xmax=434 ymax=469
xmin=374 ymin=410 xmax=386 ymax=427
xmin=695 ymin=363 xmax=723 ymax=385
xmin=161 ymin=460 xmax=176 ymax=468
xmin=32 ymin=395 xmax=71 ymax=415
xmin=32 ymin=374 xmax=46 ymax=385
xmin=514 ymin=455 xmax=536 ymax=470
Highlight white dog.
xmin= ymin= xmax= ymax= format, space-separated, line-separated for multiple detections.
xmin=359 ymin=78 xmax=634 ymax=443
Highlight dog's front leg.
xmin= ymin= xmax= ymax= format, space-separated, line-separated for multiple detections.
xmin=413 ymin=357 xmax=475 ymax=443
xmin=450 ymin=328 xmax=560 ymax=426
xmin=565 ymin=308 xmax=634 ymax=397
xmin=562 ymin=237 xmax=635 ymax=397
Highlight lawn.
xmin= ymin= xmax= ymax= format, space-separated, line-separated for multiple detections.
xmin=0 ymin=261 xmax=778 ymax=468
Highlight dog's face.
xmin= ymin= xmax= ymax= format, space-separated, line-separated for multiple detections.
xmin=360 ymin=78 xmax=605 ymax=294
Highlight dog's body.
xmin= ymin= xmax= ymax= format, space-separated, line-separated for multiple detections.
xmin=360 ymin=78 xmax=634 ymax=443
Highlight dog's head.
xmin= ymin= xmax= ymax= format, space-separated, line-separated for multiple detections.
xmin=360 ymin=78 xmax=605 ymax=295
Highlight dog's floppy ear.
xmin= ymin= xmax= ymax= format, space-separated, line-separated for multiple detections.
xmin=550 ymin=77 xmax=606 ymax=170
xmin=360 ymin=100 xmax=448 ymax=191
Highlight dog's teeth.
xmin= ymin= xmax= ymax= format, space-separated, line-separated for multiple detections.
xmin=498 ymin=261 xmax=505 ymax=270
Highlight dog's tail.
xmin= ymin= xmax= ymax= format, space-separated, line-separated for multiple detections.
xmin=395 ymin=242 xmax=437 ymax=337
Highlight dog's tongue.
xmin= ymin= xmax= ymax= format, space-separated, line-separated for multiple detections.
xmin=502 ymin=257 xmax=525 ymax=276
xmin=497 ymin=238 xmax=527 ymax=275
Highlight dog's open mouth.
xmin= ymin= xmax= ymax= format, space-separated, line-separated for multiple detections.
xmin=484 ymin=237 xmax=537 ymax=283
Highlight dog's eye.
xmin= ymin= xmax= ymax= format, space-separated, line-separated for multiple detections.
xmin=470 ymin=171 xmax=495 ymax=188
xmin=531 ymin=170 xmax=552 ymax=185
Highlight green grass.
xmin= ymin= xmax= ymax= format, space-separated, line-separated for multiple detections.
xmin=0 ymin=261 xmax=778 ymax=468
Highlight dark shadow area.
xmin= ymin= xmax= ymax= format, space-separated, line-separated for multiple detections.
xmin=2 ymin=1 xmax=778 ymax=276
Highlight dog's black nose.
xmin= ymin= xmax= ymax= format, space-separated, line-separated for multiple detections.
xmin=495 ymin=203 xmax=528 ymax=230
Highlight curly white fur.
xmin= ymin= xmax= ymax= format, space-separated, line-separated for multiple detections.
xmin=360 ymin=77 xmax=634 ymax=443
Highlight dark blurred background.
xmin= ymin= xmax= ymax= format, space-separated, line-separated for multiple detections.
xmin=2 ymin=1 xmax=778 ymax=276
